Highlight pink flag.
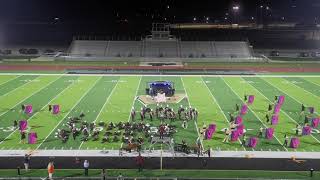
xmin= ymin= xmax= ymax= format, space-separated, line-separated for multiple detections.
xmin=311 ymin=118 xmax=320 ymax=128
xmin=248 ymin=137 xmax=258 ymax=148
xmin=274 ymin=104 xmax=281 ymax=114
xmin=265 ymin=128 xmax=274 ymax=140
xmin=24 ymin=105 xmax=33 ymax=114
xmin=302 ymin=126 xmax=312 ymax=135
xmin=271 ymin=115 xmax=279 ymax=125
xmin=248 ymin=95 xmax=255 ymax=104
xmin=28 ymin=132 xmax=37 ymax=144
xmin=52 ymin=105 xmax=60 ymax=114
xmin=231 ymin=130 xmax=240 ymax=142
xmin=235 ymin=116 xmax=243 ymax=124
xmin=290 ymin=138 xmax=300 ymax=149
xmin=205 ymin=124 xmax=216 ymax=139
xmin=237 ymin=124 xmax=245 ymax=136
xmin=19 ymin=120 xmax=28 ymax=132
xmin=240 ymin=104 xmax=248 ymax=115
xmin=277 ymin=96 xmax=285 ymax=105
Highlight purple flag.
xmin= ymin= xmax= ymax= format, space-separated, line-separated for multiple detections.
xmin=290 ymin=138 xmax=300 ymax=149
xmin=271 ymin=115 xmax=279 ymax=125
xmin=274 ymin=104 xmax=281 ymax=114
xmin=235 ymin=116 xmax=243 ymax=124
xmin=277 ymin=96 xmax=285 ymax=105
xmin=19 ymin=120 xmax=28 ymax=132
xmin=265 ymin=128 xmax=274 ymax=140
xmin=240 ymin=104 xmax=248 ymax=115
xmin=302 ymin=126 xmax=312 ymax=135
xmin=52 ymin=105 xmax=60 ymax=114
xmin=248 ymin=95 xmax=255 ymax=104
xmin=24 ymin=105 xmax=33 ymax=114
xmin=208 ymin=124 xmax=216 ymax=133
xmin=28 ymin=132 xmax=37 ymax=144
xmin=311 ymin=118 xmax=320 ymax=128
xmin=205 ymin=124 xmax=216 ymax=139
xmin=309 ymin=107 xmax=315 ymax=114
xmin=237 ymin=124 xmax=245 ymax=136
xmin=231 ymin=130 xmax=240 ymax=142
xmin=248 ymin=137 xmax=258 ymax=148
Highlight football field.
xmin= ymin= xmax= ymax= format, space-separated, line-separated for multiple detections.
xmin=0 ymin=73 xmax=319 ymax=152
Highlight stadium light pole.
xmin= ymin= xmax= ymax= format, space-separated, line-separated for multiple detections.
xmin=232 ymin=6 xmax=240 ymax=24
xmin=260 ymin=5 xmax=263 ymax=25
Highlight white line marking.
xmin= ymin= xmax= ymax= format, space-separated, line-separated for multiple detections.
xmin=221 ymin=76 xmax=287 ymax=151
xmin=0 ymin=76 xmax=43 ymax=99
xmin=137 ymin=98 xmax=146 ymax=106
xmin=0 ymin=75 xmax=22 ymax=87
xmin=35 ymin=77 xmax=102 ymax=150
xmin=78 ymin=77 xmax=120 ymax=149
xmin=282 ymin=78 xmax=320 ymax=101
xmin=261 ymin=78 xmax=320 ymax=144
xmin=303 ymin=78 xmax=320 ymax=88
xmin=0 ymin=76 xmax=62 ymax=120
xmin=120 ymin=76 xmax=142 ymax=149
xmin=0 ymin=75 xmax=67 ymax=144
xmin=180 ymin=77 xmax=205 ymax=151
xmin=201 ymin=76 xmax=246 ymax=150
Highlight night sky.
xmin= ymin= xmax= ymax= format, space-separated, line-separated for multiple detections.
xmin=0 ymin=0 xmax=319 ymax=44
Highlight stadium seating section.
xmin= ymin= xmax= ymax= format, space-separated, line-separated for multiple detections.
xmin=69 ymin=40 xmax=253 ymax=58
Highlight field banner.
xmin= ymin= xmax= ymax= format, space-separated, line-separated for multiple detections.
xmin=52 ymin=105 xmax=60 ymax=114
xmin=290 ymin=138 xmax=300 ymax=149
xmin=248 ymin=95 xmax=255 ymax=104
xmin=237 ymin=124 xmax=245 ymax=136
xmin=311 ymin=118 xmax=320 ymax=128
xmin=274 ymin=104 xmax=281 ymax=114
xmin=240 ymin=104 xmax=248 ymax=115
xmin=277 ymin=96 xmax=285 ymax=105
xmin=28 ymin=132 xmax=37 ymax=144
xmin=19 ymin=120 xmax=28 ymax=131
xmin=24 ymin=105 xmax=33 ymax=114
xmin=309 ymin=107 xmax=315 ymax=114
xmin=205 ymin=124 xmax=216 ymax=139
xmin=231 ymin=130 xmax=239 ymax=142
xmin=235 ymin=116 xmax=243 ymax=124
xmin=265 ymin=128 xmax=274 ymax=140
xmin=302 ymin=126 xmax=312 ymax=135
xmin=248 ymin=137 xmax=258 ymax=148
xmin=271 ymin=115 xmax=279 ymax=125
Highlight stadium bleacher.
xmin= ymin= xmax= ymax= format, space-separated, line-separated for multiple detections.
xmin=107 ymin=41 xmax=142 ymax=57
xmin=69 ymin=40 xmax=253 ymax=59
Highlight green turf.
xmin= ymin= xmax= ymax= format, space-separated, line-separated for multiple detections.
xmin=0 ymin=74 xmax=319 ymax=152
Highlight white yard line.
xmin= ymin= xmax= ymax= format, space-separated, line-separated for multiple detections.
xmin=303 ymin=78 xmax=320 ymax=88
xmin=283 ymin=78 xmax=320 ymax=101
xmin=200 ymin=76 xmax=246 ymax=151
xmin=0 ymin=73 xmax=320 ymax=78
xmin=0 ymin=75 xmax=22 ymax=87
xmin=0 ymin=76 xmax=68 ymax=144
xmin=0 ymin=76 xmax=62 ymax=118
xmin=0 ymin=76 xmax=24 ymax=98
xmin=35 ymin=77 xmax=102 ymax=150
xmin=0 ymin=75 xmax=42 ymax=99
xmin=221 ymin=76 xmax=287 ymax=151
xmin=180 ymin=77 xmax=204 ymax=151
xmin=261 ymin=78 xmax=320 ymax=144
xmin=120 ymin=76 xmax=142 ymax=149
xmin=78 ymin=77 xmax=120 ymax=149
xmin=176 ymin=95 xmax=187 ymax=104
